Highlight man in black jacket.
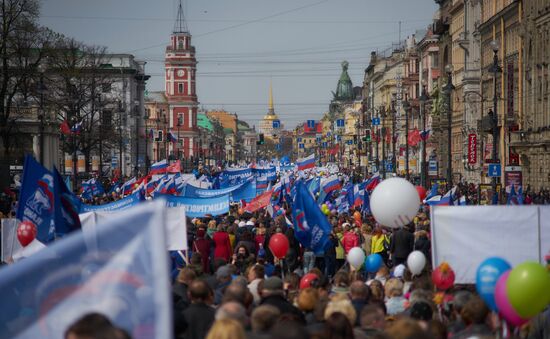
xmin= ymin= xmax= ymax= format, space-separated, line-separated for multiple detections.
xmin=259 ymin=277 xmax=305 ymax=324
xmin=389 ymin=224 xmax=414 ymax=267
xmin=177 ymin=280 xmax=215 ymax=339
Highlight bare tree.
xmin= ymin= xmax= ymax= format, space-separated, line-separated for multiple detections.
xmin=0 ymin=0 xmax=56 ymax=158
xmin=46 ymin=37 xmax=119 ymax=175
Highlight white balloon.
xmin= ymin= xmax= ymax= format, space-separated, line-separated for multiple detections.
xmin=407 ymin=250 xmax=427 ymax=275
xmin=370 ymin=177 xmax=420 ymax=228
xmin=347 ymin=247 xmax=365 ymax=269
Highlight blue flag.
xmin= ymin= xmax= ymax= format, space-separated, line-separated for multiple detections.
xmin=53 ymin=168 xmax=81 ymax=236
xmin=292 ymin=181 xmax=332 ymax=252
xmin=16 ymin=155 xmax=56 ymax=243
xmin=0 ymin=201 xmax=172 ymax=338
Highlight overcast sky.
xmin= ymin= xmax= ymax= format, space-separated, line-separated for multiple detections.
xmin=39 ymin=0 xmax=437 ymax=129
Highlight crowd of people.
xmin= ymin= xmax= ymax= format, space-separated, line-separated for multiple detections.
xmin=64 ymin=201 xmax=548 ymax=339
xmin=4 ymin=163 xmax=550 ymax=339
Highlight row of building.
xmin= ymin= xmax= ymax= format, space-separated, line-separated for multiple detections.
xmin=290 ymin=0 xmax=550 ymax=190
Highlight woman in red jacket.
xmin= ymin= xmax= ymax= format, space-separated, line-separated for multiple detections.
xmin=212 ymin=224 xmax=232 ymax=262
xmin=342 ymin=223 xmax=359 ymax=254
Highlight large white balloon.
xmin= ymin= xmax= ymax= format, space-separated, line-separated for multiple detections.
xmin=347 ymin=247 xmax=366 ymax=270
xmin=370 ymin=177 xmax=420 ymax=228
xmin=407 ymin=250 xmax=427 ymax=275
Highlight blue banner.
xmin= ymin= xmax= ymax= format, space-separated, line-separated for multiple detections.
xmin=221 ymin=168 xmax=253 ymax=187
xmin=292 ymin=181 xmax=332 ymax=252
xmin=78 ymin=190 xmax=144 ymax=213
xmin=253 ymin=167 xmax=276 ymax=181
xmin=160 ymin=194 xmax=230 ymax=218
xmin=230 ymin=180 xmax=257 ymax=202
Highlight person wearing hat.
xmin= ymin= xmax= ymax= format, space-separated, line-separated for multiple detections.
xmin=259 ymin=277 xmax=305 ymax=324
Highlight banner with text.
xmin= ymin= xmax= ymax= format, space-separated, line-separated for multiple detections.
xmin=78 ymin=190 xmax=144 ymax=213
xmin=159 ymin=194 xmax=230 ymax=218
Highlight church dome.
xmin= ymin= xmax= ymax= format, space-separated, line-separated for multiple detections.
xmin=333 ymin=61 xmax=354 ymax=101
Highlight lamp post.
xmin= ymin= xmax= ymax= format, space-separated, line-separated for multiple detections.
xmin=177 ymin=115 xmax=182 ymax=160
xmin=144 ymin=110 xmax=150 ymax=173
xmin=118 ymin=100 xmax=124 ymax=177
xmin=419 ymin=82 xmax=429 ymax=188
xmin=403 ymin=94 xmax=410 ymax=181
xmin=71 ymin=115 xmax=78 ymax=191
xmin=444 ymin=64 xmax=455 ymax=191
xmin=37 ymin=64 xmax=47 ymax=165
xmin=134 ymin=101 xmax=140 ymax=176
xmin=391 ymin=99 xmax=397 ymax=175
xmin=489 ymin=40 xmax=502 ymax=201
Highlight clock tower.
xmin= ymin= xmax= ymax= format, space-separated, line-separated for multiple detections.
xmin=165 ymin=0 xmax=198 ymax=160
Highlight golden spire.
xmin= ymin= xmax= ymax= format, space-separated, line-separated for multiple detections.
xmin=268 ymin=80 xmax=274 ymax=114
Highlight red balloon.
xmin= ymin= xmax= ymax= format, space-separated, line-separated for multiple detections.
xmin=300 ymin=273 xmax=319 ymax=289
xmin=432 ymin=262 xmax=455 ymax=290
xmin=17 ymin=220 xmax=37 ymax=247
xmin=269 ymin=233 xmax=289 ymax=259
xmin=416 ymin=186 xmax=428 ymax=201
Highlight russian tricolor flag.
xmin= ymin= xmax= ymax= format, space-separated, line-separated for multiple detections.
xmin=425 ymin=186 xmax=456 ymax=206
xmin=321 ymin=175 xmax=341 ymax=194
xmin=150 ymin=159 xmax=168 ymax=175
xmin=256 ymin=177 xmax=268 ymax=190
xmin=365 ymin=172 xmax=381 ymax=191
xmin=121 ymin=177 xmax=136 ymax=196
xmin=297 ymin=154 xmax=315 ymax=171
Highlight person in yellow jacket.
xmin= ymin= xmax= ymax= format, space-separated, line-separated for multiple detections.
xmin=335 ymin=225 xmax=345 ymax=271
xmin=371 ymin=226 xmax=390 ymax=266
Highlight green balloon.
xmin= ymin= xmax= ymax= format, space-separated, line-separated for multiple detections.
xmin=506 ymin=262 xmax=550 ymax=318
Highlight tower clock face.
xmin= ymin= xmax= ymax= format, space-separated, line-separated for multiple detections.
xmin=177 ymin=70 xmax=184 ymax=77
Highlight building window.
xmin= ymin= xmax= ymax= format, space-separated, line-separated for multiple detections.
xmin=178 ymin=83 xmax=183 ymax=94
xmin=178 ymin=39 xmax=184 ymax=49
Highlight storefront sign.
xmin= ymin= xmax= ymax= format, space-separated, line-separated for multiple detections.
xmin=468 ymin=133 xmax=477 ymax=164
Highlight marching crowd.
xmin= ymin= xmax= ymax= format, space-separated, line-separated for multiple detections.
xmin=4 ymin=161 xmax=550 ymax=339
xmin=65 ymin=202 xmax=549 ymax=339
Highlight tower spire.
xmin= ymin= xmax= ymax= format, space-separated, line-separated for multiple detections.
xmin=268 ymin=80 xmax=275 ymax=114
xmin=173 ymin=0 xmax=189 ymax=33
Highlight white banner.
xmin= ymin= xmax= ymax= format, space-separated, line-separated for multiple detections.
xmin=1 ymin=219 xmax=20 ymax=262
xmin=79 ymin=206 xmax=187 ymax=251
xmin=431 ymin=206 xmax=549 ymax=284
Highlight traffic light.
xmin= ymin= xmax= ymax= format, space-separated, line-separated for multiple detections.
xmin=365 ymin=129 xmax=371 ymax=142
xmin=257 ymin=133 xmax=265 ymax=145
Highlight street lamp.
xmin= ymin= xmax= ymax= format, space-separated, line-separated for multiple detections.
xmin=144 ymin=110 xmax=150 ymax=173
xmin=419 ymin=81 xmax=429 ymax=188
xmin=444 ymin=64 xmax=455 ymax=191
xmin=403 ymin=94 xmax=410 ymax=181
xmin=37 ymin=64 xmax=47 ymax=165
xmin=177 ymin=115 xmax=182 ymax=160
xmin=489 ymin=40 xmax=502 ymax=201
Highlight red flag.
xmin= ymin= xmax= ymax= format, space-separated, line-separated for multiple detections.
xmin=244 ymin=190 xmax=273 ymax=213
xmin=407 ymin=129 xmax=421 ymax=146
xmin=60 ymin=120 xmax=71 ymax=135
xmin=328 ymin=144 xmax=339 ymax=155
xmin=167 ymin=160 xmax=181 ymax=173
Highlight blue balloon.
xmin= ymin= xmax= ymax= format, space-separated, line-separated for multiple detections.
xmin=365 ymin=254 xmax=383 ymax=273
xmin=476 ymin=257 xmax=511 ymax=311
